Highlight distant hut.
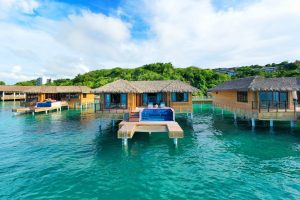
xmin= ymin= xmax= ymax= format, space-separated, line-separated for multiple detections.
xmin=23 ymin=86 xmax=94 ymax=108
xmin=0 ymin=86 xmax=35 ymax=101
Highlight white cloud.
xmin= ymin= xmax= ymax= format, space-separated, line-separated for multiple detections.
xmin=140 ymin=0 xmax=300 ymax=67
xmin=0 ymin=0 xmax=299 ymax=84
xmin=0 ymin=0 xmax=39 ymax=18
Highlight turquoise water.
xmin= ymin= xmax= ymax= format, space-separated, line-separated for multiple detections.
xmin=1 ymin=102 xmax=300 ymax=199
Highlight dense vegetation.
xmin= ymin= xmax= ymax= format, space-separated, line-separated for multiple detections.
xmin=14 ymin=61 xmax=300 ymax=95
xmin=0 ymin=81 xmax=5 ymax=85
xmin=15 ymin=79 xmax=36 ymax=86
xmin=14 ymin=63 xmax=230 ymax=95
xmin=233 ymin=61 xmax=300 ymax=78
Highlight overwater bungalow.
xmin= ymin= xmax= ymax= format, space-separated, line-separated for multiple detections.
xmin=22 ymin=86 xmax=94 ymax=108
xmin=0 ymin=86 xmax=34 ymax=101
xmin=93 ymin=79 xmax=199 ymax=145
xmin=208 ymin=76 xmax=300 ymax=126
xmin=13 ymin=86 xmax=94 ymax=115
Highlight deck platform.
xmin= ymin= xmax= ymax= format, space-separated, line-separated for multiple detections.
xmin=12 ymin=103 xmax=69 ymax=115
xmin=118 ymin=121 xmax=184 ymax=140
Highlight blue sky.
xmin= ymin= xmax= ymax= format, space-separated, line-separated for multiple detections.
xmin=0 ymin=0 xmax=299 ymax=84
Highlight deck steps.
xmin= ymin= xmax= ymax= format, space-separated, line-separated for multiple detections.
xmin=118 ymin=124 xmax=136 ymax=139
xmin=128 ymin=112 xmax=139 ymax=122
xmin=167 ymin=123 xmax=184 ymax=138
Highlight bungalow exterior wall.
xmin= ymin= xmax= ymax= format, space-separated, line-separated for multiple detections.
xmin=211 ymin=90 xmax=294 ymax=111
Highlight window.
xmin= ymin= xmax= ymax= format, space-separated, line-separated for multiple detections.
xmin=70 ymin=94 xmax=79 ymax=99
xmin=259 ymin=91 xmax=288 ymax=103
xmin=83 ymin=94 xmax=87 ymax=98
xmin=171 ymin=92 xmax=188 ymax=102
xmin=237 ymin=91 xmax=248 ymax=103
xmin=26 ymin=93 xmax=38 ymax=102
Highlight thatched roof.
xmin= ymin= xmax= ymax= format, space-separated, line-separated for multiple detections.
xmin=23 ymin=86 xmax=92 ymax=94
xmin=93 ymin=79 xmax=199 ymax=93
xmin=249 ymin=77 xmax=299 ymax=91
xmin=208 ymin=77 xmax=256 ymax=92
xmin=0 ymin=86 xmax=35 ymax=92
xmin=209 ymin=76 xmax=300 ymax=92
xmin=92 ymin=80 xmax=140 ymax=93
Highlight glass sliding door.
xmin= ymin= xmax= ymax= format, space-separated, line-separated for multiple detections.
xmin=279 ymin=92 xmax=288 ymax=108
xmin=104 ymin=93 xmax=127 ymax=109
xmin=104 ymin=94 xmax=111 ymax=109
xmin=142 ymin=93 xmax=163 ymax=106
xmin=259 ymin=91 xmax=288 ymax=109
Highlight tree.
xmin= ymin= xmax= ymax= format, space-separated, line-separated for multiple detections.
xmin=15 ymin=80 xmax=36 ymax=86
xmin=0 ymin=81 xmax=5 ymax=85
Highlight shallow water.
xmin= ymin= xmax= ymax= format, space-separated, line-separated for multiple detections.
xmin=1 ymin=102 xmax=300 ymax=200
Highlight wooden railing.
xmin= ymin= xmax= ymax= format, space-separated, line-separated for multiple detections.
xmin=94 ymin=103 xmax=129 ymax=113
xmin=252 ymin=101 xmax=296 ymax=113
xmin=1 ymin=95 xmax=26 ymax=100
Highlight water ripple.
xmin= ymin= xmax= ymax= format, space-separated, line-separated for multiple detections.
xmin=0 ymin=103 xmax=300 ymax=199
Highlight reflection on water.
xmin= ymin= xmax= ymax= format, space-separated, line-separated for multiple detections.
xmin=0 ymin=102 xmax=300 ymax=199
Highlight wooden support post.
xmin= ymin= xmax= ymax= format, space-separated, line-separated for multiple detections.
xmin=290 ymin=120 xmax=295 ymax=128
xmin=173 ymin=138 xmax=178 ymax=146
xmin=122 ymin=138 xmax=128 ymax=146
xmin=270 ymin=119 xmax=273 ymax=127
xmin=251 ymin=118 xmax=255 ymax=127
xmin=32 ymin=112 xmax=35 ymax=116
xmin=45 ymin=110 xmax=48 ymax=114
xmin=221 ymin=109 xmax=224 ymax=115
xmin=2 ymin=92 xmax=5 ymax=102
xmin=112 ymin=119 xmax=115 ymax=127
xmin=13 ymin=92 xmax=16 ymax=101
xmin=234 ymin=112 xmax=237 ymax=121
xmin=190 ymin=113 xmax=193 ymax=120
xmin=149 ymin=132 xmax=151 ymax=135
xmin=99 ymin=118 xmax=102 ymax=133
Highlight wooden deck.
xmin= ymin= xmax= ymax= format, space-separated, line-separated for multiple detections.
xmin=213 ymin=102 xmax=300 ymax=121
xmin=12 ymin=102 xmax=69 ymax=115
xmin=117 ymin=121 xmax=184 ymax=139
xmin=13 ymin=106 xmax=63 ymax=115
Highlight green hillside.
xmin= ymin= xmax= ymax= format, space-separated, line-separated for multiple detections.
xmin=15 ymin=63 xmax=230 ymax=96
xmin=14 ymin=61 xmax=300 ymax=95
